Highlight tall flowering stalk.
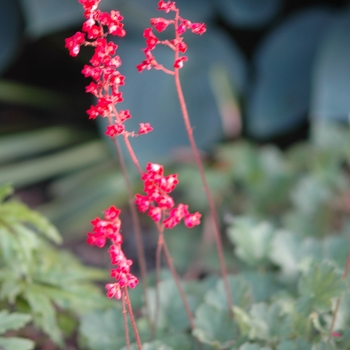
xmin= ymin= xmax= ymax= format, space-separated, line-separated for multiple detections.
xmin=65 ymin=0 xmax=203 ymax=346
xmin=137 ymin=0 xmax=233 ymax=313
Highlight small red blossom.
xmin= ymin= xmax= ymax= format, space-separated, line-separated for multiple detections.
xmin=151 ymin=17 xmax=171 ymax=32
xmin=191 ymin=23 xmax=206 ymax=35
xmin=105 ymin=123 xmax=125 ymax=137
xmin=119 ymin=109 xmax=131 ymax=122
xmin=174 ymin=56 xmax=188 ymax=69
xmin=138 ymin=122 xmax=153 ymax=135
xmin=158 ymin=0 xmax=176 ymax=13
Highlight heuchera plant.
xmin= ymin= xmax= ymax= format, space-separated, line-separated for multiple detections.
xmin=65 ymin=0 xmax=221 ymax=348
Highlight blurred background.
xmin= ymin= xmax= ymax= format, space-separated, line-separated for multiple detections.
xmin=1 ymin=0 xmax=350 ymax=245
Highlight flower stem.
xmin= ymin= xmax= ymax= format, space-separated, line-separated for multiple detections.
xmin=111 ymin=129 xmax=153 ymax=334
xmin=122 ymin=290 xmax=131 ymax=350
xmin=174 ymin=69 xmax=233 ymax=314
xmin=125 ymin=288 xmax=142 ymax=350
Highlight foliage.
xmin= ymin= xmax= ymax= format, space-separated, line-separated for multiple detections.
xmin=76 ymin=121 xmax=350 ymax=349
xmin=0 ymin=184 xmax=111 ymax=346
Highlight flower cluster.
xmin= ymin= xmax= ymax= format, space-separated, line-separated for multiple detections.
xmin=65 ymin=0 xmax=152 ymax=137
xmin=87 ymin=206 xmax=138 ymax=299
xmin=135 ymin=163 xmax=201 ymax=229
xmin=137 ymin=0 xmax=206 ymax=73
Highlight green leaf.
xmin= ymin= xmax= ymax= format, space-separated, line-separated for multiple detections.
xmin=227 ymin=217 xmax=275 ymax=267
xmin=0 ymin=184 xmax=13 ymax=202
xmin=205 ymin=275 xmax=253 ymax=311
xmin=0 ymin=310 xmax=31 ymax=335
xmin=239 ymin=343 xmax=272 ymax=350
xmin=0 ymin=201 xmax=61 ymax=244
xmin=240 ymin=271 xmax=281 ymax=303
xmin=0 ymin=337 xmax=34 ymax=350
xmin=269 ymin=230 xmax=303 ymax=281
xmin=25 ymin=287 xmax=63 ymax=345
xmin=248 ymin=303 xmax=292 ymax=342
xmin=122 ymin=341 xmax=173 ymax=350
xmin=277 ymin=339 xmax=311 ymax=350
xmin=193 ymin=303 xmax=236 ymax=348
xmin=311 ymin=342 xmax=335 ymax=350
xmin=79 ymin=307 xmax=134 ymax=350
xmin=297 ymin=261 xmax=346 ymax=312
xmin=146 ymin=279 xmax=199 ymax=333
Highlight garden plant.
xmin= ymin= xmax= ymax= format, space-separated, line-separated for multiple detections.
xmin=1 ymin=0 xmax=350 ymax=349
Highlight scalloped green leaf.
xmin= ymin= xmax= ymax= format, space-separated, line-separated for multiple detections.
xmin=193 ymin=303 xmax=236 ymax=347
xmin=239 ymin=344 xmax=272 ymax=350
xmin=146 ymin=279 xmax=199 ymax=333
xmin=247 ymin=8 xmax=331 ymax=138
xmin=0 ymin=310 xmax=31 ymax=335
xmin=241 ymin=303 xmax=292 ymax=342
xmin=277 ymin=339 xmax=311 ymax=350
xmin=297 ymin=261 xmax=346 ymax=313
xmin=79 ymin=307 xmax=134 ymax=350
xmin=0 ymin=337 xmax=34 ymax=350
xmin=122 ymin=341 xmax=173 ymax=350
xmin=269 ymin=230 xmax=303 ymax=281
xmin=205 ymin=275 xmax=253 ymax=311
xmin=227 ymin=217 xmax=275 ymax=267
xmin=311 ymin=8 xmax=350 ymax=121
xmin=214 ymin=0 xmax=282 ymax=28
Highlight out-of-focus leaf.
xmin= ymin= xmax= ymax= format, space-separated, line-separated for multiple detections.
xmin=247 ymin=9 xmax=331 ymax=138
xmin=297 ymin=261 xmax=346 ymax=313
xmin=79 ymin=307 xmax=134 ymax=350
xmin=213 ymin=0 xmax=282 ymax=28
xmin=25 ymin=287 xmax=63 ymax=345
xmin=146 ymin=279 xmax=199 ymax=333
xmin=100 ymin=26 xmax=246 ymax=165
xmin=0 ymin=310 xmax=31 ymax=335
xmin=227 ymin=217 xmax=275 ymax=267
xmin=205 ymin=275 xmax=253 ymax=311
xmin=269 ymin=230 xmax=303 ymax=281
xmin=0 ymin=0 xmax=23 ymax=74
xmin=0 ymin=337 xmax=34 ymax=350
xmin=0 ymin=140 xmax=109 ymax=188
xmin=193 ymin=303 xmax=236 ymax=348
xmin=311 ymin=8 xmax=350 ymax=121
xmin=276 ymin=339 xmax=311 ymax=350
xmin=0 ymin=127 xmax=89 ymax=163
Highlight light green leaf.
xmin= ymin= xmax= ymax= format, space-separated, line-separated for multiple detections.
xmin=0 ymin=310 xmax=31 ymax=335
xmin=0 ymin=184 xmax=13 ymax=202
xmin=227 ymin=217 xmax=275 ymax=267
xmin=277 ymin=339 xmax=311 ymax=350
xmin=205 ymin=275 xmax=253 ymax=311
xmin=146 ymin=279 xmax=199 ymax=333
xmin=311 ymin=342 xmax=335 ymax=350
xmin=239 ymin=343 xmax=272 ymax=350
xmin=0 ymin=201 xmax=61 ymax=244
xmin=0 ymin=337 xmax=34 ymax=350
xmin=298 ymin=261 xmax=346 ymax=312
xmin=249 ymin=303 xmax=292 ymax=341
xmin=269 ymin=230 xmax=303 ymax=281
xmin=193 ymin=304 xmax=236 ymax=348
xmin=122 ymin=341 xmax=173 ymax=350
xmin=25 ymin=287 xmax=63 ymax=345
xmin=79 ymin=307 xmax=133 ymax=350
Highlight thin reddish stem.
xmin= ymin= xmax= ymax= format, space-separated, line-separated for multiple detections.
xmin=173 ymin=68 xmax=233 ymax=314
xmin=110 ymin=126 xmax=153 ymax=333
xmin=122 ymin=291 xmax=131 ymax=350
xmin=125 ymin=288 xmax=142 ymax=350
